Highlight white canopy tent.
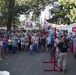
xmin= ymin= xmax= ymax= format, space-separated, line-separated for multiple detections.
xmin=0 ymin=27 xmax=7 ymax=30
xmin=60 ymin=23 xmax=76 ymax=33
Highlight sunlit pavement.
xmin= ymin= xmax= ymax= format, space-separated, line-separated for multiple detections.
xmin=0 ymin=51 xmax=76 ymax=75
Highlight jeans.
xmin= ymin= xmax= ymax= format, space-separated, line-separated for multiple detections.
xmin=12 ymin=46 xmax=16 ymax=54
xmin=33 ymin=44 xmax=39 ymax=53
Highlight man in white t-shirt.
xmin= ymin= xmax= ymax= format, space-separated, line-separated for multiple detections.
xmin=20 ymin=35 xmax=25 ymax=50
xmin=46 ymin=33 xmax=51 ymax=52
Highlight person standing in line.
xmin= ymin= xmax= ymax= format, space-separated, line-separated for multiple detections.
xmin=0 ymin=38 xmax=3 ymax=60
xmin=40 ymin=35 xmax=46 ymax=52
xmin=24 ymin=35 xmax=29 ymax=52
xmin=57 ymin=37 xmax=69 ymax=73
xmin=17 ymin=37 xmax=21 ymax=51
xmin=54 ymin=36 xmax=61 ymax=59
xmin=29 ymin=42 xmax=33 ymax=55
xmin=73 ymin=35 xmax=76 ymax=59
xmin=20 ymin=35 xmax=25 ymax=51
xmin=2 ymin=36 xmax=8 ymax=55
xmin=46 ymin=33 xmax=51 ymax=52
xmin=8 ymin=37 xmax=12 ymax=51
xmin=12 ymin=38 xmax=17 ymax=54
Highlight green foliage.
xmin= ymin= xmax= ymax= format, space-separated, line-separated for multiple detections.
xmin=16 ymin=0 xmax=50 ymax=17
xmin=48 ymin=0 xmax=76 ymax=24
xmin=0 ymin=0 xmax=8 ymax=26
xmin=58 ymin=0 xmax=76 ymax=23
xmin=0 ymin=0 xmax=51 ymax=30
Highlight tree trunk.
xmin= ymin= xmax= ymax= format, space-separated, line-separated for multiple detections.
xmin=7 ymin=0 xmax=15 ymax=31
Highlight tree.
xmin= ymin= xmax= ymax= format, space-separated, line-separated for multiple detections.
xmin=0 ymin=0 xmax=8 ymax=26
xmin=0 ymin=0 xmax=51 ymax=30
xmin=1 ymin=0 xmax=55 ymax=30
xmin=58 ymin=0 xmax=76 ymax=23
xmin=47 ymin=0 xmax=76 ymax=24
xmin=6 ymin=0 xmax=15 ymax=31
xmin=16 ymin=0 xmax=50 ymax=17
xmin=0 ymin=0 xmax=15 ymax=31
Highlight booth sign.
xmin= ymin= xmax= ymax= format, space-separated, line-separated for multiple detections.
xmin=72 ymin=26 xmax=76 ymax=32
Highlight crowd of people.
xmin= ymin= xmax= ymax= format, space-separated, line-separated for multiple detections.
xmin=0 ymin=29 xmax=51 ymax=59
xmin=0 ymin=27 xmax=76 ymax=74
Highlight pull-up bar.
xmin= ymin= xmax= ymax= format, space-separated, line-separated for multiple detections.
xmin=43 ymin=28 xmax=63 ymax=72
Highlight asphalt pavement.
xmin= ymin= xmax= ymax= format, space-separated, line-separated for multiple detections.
xmin=0 ymin=51 xmax=76 ymax=75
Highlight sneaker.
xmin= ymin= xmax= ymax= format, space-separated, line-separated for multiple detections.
xmin=57 ymin=67 xmax=63 ymax=72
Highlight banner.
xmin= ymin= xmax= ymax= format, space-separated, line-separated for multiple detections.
xmin=72 ymin=26 xmax=76 ymax=32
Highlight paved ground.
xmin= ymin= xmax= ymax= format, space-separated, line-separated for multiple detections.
xmin=0 ymin=51 xmax=76 ymax=75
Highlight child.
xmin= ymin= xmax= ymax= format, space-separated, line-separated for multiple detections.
xmin=29 ymin=42 xmax=33 ymax=55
